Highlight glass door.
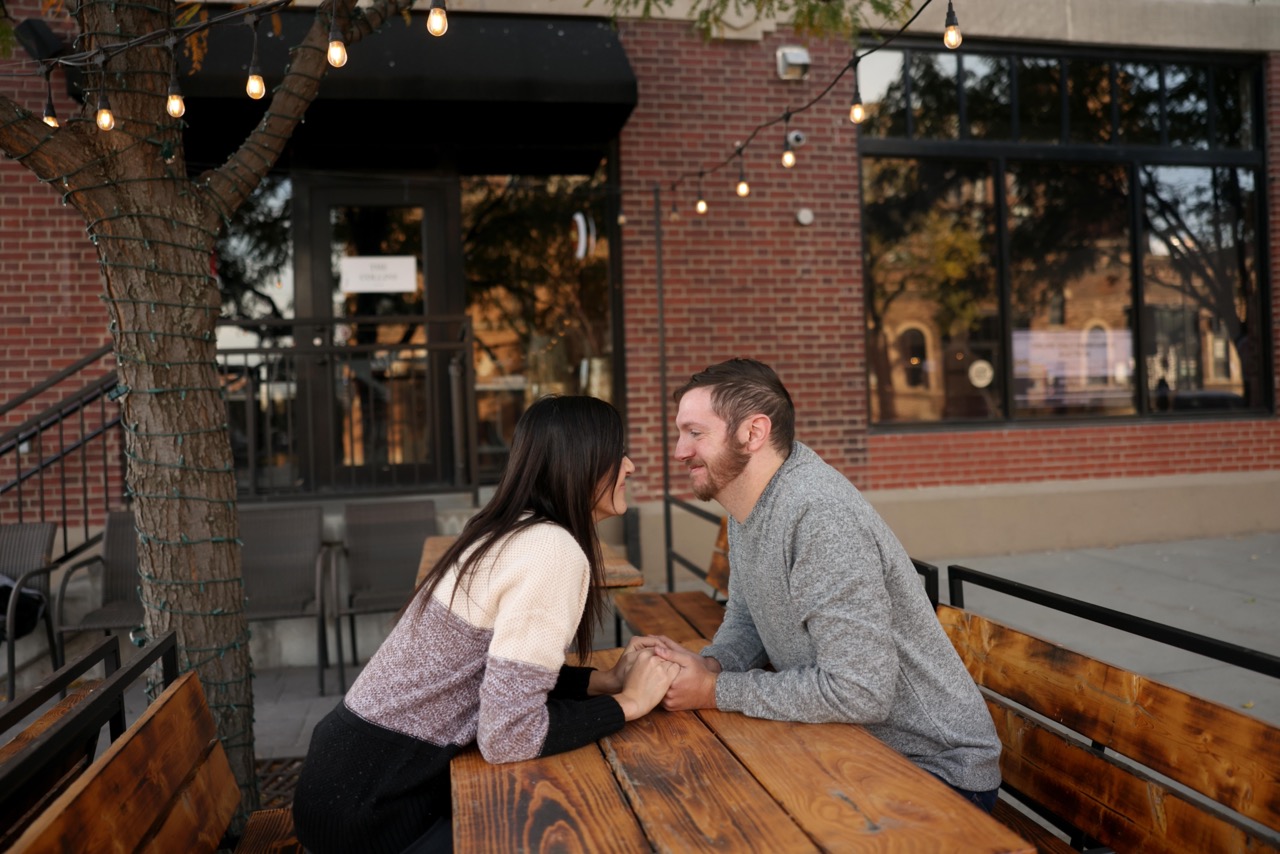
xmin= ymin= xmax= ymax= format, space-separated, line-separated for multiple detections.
xmin=294 ymin=176 xmax=465 ymax=491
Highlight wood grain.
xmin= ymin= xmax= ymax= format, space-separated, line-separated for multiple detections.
xmin=700 ymin=709 xmax=1034 ymax=853
xmin=10 ymin=671 xmax=240 ymax=854
xmin=452 ymin=742 xmax=648 ymax=853
xmin=613 ymin=591 xmax=706 ymax=647
xmin=939 ymin=605 xmax=1280 ymax=834
xmin=601 ymin=709 xmax=817 ymax=852
xmin=235 ymin=806 xmax=304 ymax=853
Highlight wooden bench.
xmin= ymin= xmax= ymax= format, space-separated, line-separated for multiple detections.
xmin=613 ymin=517 xmax=730 ymax=646
xmin=3 ymin=633 xmax=301 ymax=853
xmin=939 ymin=604 xmax=1280 ymax=853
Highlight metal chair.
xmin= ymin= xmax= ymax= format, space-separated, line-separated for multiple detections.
xmin=333 ymin=498 xmax=437 ymax=693
xmin=238 ymin=505 xmax=333 ymax=695
xmin=55 ymin=509 xmax=144 ymax=666
xmin=2 ymin=522 xmax=59 ymax=702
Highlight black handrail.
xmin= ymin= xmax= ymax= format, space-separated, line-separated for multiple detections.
xmin=948 ymin=563 xmax=1280 ymax=679
xmin=0 ymin=345 xmax=114 ymax=421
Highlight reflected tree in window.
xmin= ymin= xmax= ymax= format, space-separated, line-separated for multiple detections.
xmin=863 ymin=158 xmax=1000 ymax=423
xmin=1141 ymin=166 xmax=1261 ymax=409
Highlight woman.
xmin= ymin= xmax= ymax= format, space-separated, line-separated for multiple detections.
xmin=292 ymin=395 xmax=677 ymax=853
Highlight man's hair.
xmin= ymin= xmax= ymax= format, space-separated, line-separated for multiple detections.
xmin=674 ymin=358 xmax=795 ymax=455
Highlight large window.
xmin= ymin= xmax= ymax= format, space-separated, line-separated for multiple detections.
xmin=860 ymin=42 xmax=1267 ymax=425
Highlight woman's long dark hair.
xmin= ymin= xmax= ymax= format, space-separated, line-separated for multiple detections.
xmin=412 ymin=394 xmax=626 ymax=660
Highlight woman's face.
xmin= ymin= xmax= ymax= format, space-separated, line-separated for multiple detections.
xmin=592 ymin=455 xmax=635 ymax=523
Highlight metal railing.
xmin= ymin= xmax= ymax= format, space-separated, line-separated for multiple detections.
xmin=949 ymin=563 xmax=1280 ymax=678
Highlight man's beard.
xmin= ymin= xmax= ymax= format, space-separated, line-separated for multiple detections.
xmin=690 ymin=441 xmax=750 ymax=501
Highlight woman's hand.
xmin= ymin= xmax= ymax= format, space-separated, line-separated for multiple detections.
xmin=589 ymin=634 xmax=656 ymax=696
xmin=613 ymin=649 xmax=680 ymax=721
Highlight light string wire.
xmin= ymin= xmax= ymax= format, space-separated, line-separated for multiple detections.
xmin=652 ymin=0 xmax=939 ymax=203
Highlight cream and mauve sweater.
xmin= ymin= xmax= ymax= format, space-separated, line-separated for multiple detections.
xmin=292 ymin=521 xmax=624 ymax=854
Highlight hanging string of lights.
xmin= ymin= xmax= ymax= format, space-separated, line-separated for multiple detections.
xmin=11 ymin=0 xmax=451 ymax=130
xmin=653 ymin=0 xmax=958 ymax=217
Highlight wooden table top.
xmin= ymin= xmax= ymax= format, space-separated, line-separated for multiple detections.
xmin=451 ymin=646 xmax=1034 ymax=853
xmin=416 ymin=534 xmax=644 ymax=589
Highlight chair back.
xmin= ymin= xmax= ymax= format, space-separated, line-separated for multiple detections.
xmin=0 ymin=523 xmax=58 ymax=597
xmin=343 ymin=499 xmax=438 ymax=595
xmin=238 ymin=506 xmax=324 ymax=614
xmin=100 ymin=510 xmax=139 ymax=605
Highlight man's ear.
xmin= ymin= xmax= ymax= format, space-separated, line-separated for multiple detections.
xmin=740 ymin=414 xmax=772 ymax=452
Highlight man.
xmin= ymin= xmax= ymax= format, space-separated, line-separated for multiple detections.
xmin=647 ymin=357 xmax=1002 ymax=810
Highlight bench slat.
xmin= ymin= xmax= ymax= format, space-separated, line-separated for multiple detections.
xmin=939 ymin=605 xmax=1280 ymax=833
xmin=600 ymin=709 xmax=816 ymax=851
xmin=10 ymin=671 xmax=240 ymax=854
xmin=235 ymin=806 xmax=303 ymax=853
xmin=987 ymin=693 xmax=1279 ymax=854
xmin=662 ymin=591 xmax=726 ymax=640
xmin=614 ymin=592 xmax=706 ymax=647
xmin=451 ymin=742 xmax=649 ymax=852
xmin=990 ymin=800 xmax=1077 ymax=854
xmin=704 ymin=518 xmax=730 ymax=598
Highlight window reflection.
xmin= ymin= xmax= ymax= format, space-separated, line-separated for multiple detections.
xmin=911 ymin=52 xmax=959 ymax=140
xmin=1017 ymin=57 xmax=1062 ymax=143
xmin=1140 ymin=166 xmax=1261 ymax=411
xmin=963 ymin=54 xmax=1012 ymax=140
xmin=1212 ymin=65 xmax=1254 ymax=150
xmin=1066 ymin=59 xmax=1112 ymax=143
xmin=858 ymin=49 xmax=907 ymax=137
xmin=1006 ymin=161 xmax=1135 ymax=417
xmin=863 ymin=158 xmax=1001 ymax=424
xmin=1166 ymin=64 xmax=1210 ymax=150
xmin=1115 ymin=62 xmax=1162 ymax=146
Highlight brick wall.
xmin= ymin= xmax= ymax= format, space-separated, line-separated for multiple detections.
xmin=616 ymin=21 xmax=867 ymax=501
xmin=0 ymin=0 xmax=112 ymax=432
xmin=616 ymin=23 xmax=1280 ymax=495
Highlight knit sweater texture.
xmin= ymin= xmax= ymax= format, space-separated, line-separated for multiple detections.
xmin=292 ymin=521 xmax=625 ymax=853
xmin=702 ymin=442 xmax=1002 ymax=792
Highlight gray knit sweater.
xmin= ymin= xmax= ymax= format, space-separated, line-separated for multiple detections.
xmin=702 ymin=442 xmax=1002 ymax=792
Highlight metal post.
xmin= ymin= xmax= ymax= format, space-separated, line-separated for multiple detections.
xmin=653 ymin=184 xmax=675 ymax=593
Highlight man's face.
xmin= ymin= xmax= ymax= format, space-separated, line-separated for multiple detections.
xmin=674 ymin=387 xmax=750 ymax=502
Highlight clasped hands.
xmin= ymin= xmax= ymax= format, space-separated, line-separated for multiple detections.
xmin=598 ymin=634 xmax=720 ymax=716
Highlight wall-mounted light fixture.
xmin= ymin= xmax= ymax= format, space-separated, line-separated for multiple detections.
xmin=775 ymin=46 xmax=811 ymax=81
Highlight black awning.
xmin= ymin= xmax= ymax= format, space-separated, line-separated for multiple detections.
xmin=179 ymin=12 xmax=637 ymax=173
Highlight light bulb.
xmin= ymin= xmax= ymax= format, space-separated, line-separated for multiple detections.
xmin=43 ymin=99 xmax=59 ymax=127
xmin=328 ymin=39 xmax=348 ymax=67
xmin=696 ymin=198 xmax=708 ymax=215
xmin=246 ymin=71 xmax=266 ymax=100
xmin=943 ymin=1 xmax=962 ymax=49
xmin=781 ymin=148 xmax=796 ymax=169
xmin=166 ymin=75 xmax=185 ymax=118
xmin=427 ymin=2 xmax=448 ymax=37
xmin=95 ymin=92 xmax=114 ymax=131
xmin=736 ymin=180 xmax=750 ymax=198
xmin=849 ymin=101 xmax=866 ymax=124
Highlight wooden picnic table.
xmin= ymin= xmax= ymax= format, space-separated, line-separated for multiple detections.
xmin=451 ymin=645 xmax=1035 ymax=853
xmin=416 ymin=534 xmax=644 ymax=589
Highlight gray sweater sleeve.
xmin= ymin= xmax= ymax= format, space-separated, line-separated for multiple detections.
xmin=705 ymin=501 xmax=901 ymax=723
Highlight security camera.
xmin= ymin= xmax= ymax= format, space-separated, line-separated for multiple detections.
xmin=786 ymin=129 xmax=807 ymax=148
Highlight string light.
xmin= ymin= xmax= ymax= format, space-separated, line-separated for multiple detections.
xmin=245 ymin=15 xmax=266 ymax=100
xmin=95 ymin=90 xmax=115 ymax=131
xmin=427 ymin=0 xmax=449 ymax=37
xmin=943 ymin=0 xmax=962 ymax=49
xmin=780 ymin=113 xmax=796 ymax=168
xmin=166 ymin=67 xmax=186 ymax=118
xmin=735 ymin=150 xmax=750 ymax=197
xmin=327 ymin=15 xmax=348 ymax=68
xmin=41 ymin=70 xmax=59 ymax=127
xmin=849 ymin=72 xmax=866 ymax=124
xmin=695 ymin=172 xmax=708 ymax=215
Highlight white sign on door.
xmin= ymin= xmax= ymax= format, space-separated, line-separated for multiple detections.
xmin=339 ymin=256 xmax=417 ymax=294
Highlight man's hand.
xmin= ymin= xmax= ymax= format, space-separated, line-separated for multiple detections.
xmin=641 ymin=637 xmax=720 ymax=711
